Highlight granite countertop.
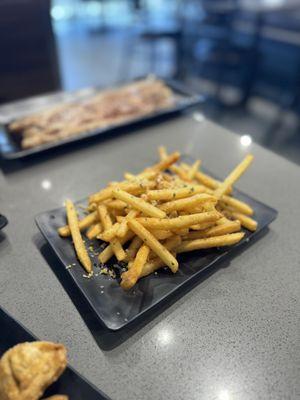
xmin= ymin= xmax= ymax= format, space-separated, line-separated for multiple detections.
xmin=0 ymin=114 xmax=299 ymax=400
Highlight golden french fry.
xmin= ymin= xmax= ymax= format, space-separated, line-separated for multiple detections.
xmin=184 ymin=220 xmax=241 ymax=240
xmin=136 ymin=211 xmax=220 ymax=230
xmin=98 ymin=204 xmax=112 ymax=231
xmin=121 ymin=245 xmax=150 ymax=290
xmin=141 ymin=236 xmax=180 ymax=277
xmin=159 ymin=193 xmax=216 ymax=213
xmin=106 ymin=200 xmax=127 ymax=210
xmin=126 ymin=236 xmax=143 ymax=261
xmin=158 ymin=145 xmax=167 ymax=160
xmin=116 ymin=210 xmax=139 ymax=238
xmin=128 ymin=219 xmax=178 ymax=272
xmin=227 ymin=211 xmax=258 ymax=231
xmin=195 ymin=171 xmax=232 ymax=194
xmin=170 ymin=164 xmax=191 ymax=181
xmin=172 ymin=228 xmax=189 ymax=236
xmin=110 ymin=238 xmax=126 ymax=261
xmin=177 ymin=232 xmax=245 ymax=253
xmin=97 ymin=223 xmax=120 ymax=242
xmin=86 ymin=223 xmax=102 ymax=239
xmin=148 ymin=235 xmax=181 ymax=260
xmin=188 ymin=160 xmax=201 ymax=180
xmin=65 ymin=200 xmax=92 ymax=273
xmin=89 ymin=180 xmax=155 ymax=204
xmin=190 ymin=222 xmax=216 ymax=230
xmin=141 ymin=258 xmax=166 ymax=277
xmin=113 ymin=189 xmax=166 ymax=218
xmin=150 ymin=229 xmax=173 ymax=240
xmin=146 ymin=185 xmax=205 ymax=201
xmin=58 ymin=211 xmax=97 ymax=237
xmin=98 ymin=231 xmax=135 ymax=264
xmin=219 ymin=196 xmax=253 ymax=216
xmin=150 ymin=151 xmax=180 ymax=172
xmin=214 ymin=155 xmax=254 ymax=198
xmin=98 ymin=204 xmax=126 ymax=260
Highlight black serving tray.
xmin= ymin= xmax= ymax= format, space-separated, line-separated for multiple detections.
xmin=0 ymin=214 xmax=8 ymax=230
xmin=35 ymin=169 xmax=278 ymax=331
xmin=0 ymin=79 xmax=203 ymax=160
xmin=0 ymin=306 xmax=111 ymax=399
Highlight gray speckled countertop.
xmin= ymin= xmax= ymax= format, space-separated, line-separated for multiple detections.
xmin=0 ymin=115 xmax=299 ymax=400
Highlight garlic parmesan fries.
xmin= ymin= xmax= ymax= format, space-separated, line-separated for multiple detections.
xmin=59 ymin=148 xmax=256 ymax=289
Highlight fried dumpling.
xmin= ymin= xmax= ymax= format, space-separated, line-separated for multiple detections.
xmin=0 ymin=341 xmax=67 ymax=400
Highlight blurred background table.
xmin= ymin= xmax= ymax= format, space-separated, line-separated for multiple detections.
xmin=1 ymin=0 xmax=300 ymax=165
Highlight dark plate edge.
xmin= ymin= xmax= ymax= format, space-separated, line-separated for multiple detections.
xmin=0 ymin=214 xmax=8 ymax=230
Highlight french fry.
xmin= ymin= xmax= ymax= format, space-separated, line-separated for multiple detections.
xmin=195 ymin=171 xmax=232 ymax=194
xmin=188 ymin=160 xmax=201 ymax=180
xmin=113 ymin=189 xmax=166 ymax=218
xmin=150 ymin=151 xmax=180 ymax=172
xmin=172 ymin=228 xmax=189 ymax=236
xmin=97 ymin=223 xmax=120 ymax=241
xmin=177 ymin=232 xmax=245 ymax=253
xmin=170 ymin=164 xmax=191 ymax=181
xmin=159 ymin=193 xmax=216 ymax=213
xmin=125 ymin=236 xmax=143 ymax=261
xmin=227 ymin=211 xmax=258 ymax=231
xmin=214 ymin=155 xmax=254 ymax=199
xmin=184 ymin=220 xmax=241 ymax=240
xmin=141 ymin=258 xmax=166 ymax=277
xmin=110 ymin=238 xmax=126 ymax=261
xmin=158 ymin=145 xmax=167 ymax=160
xmin=219 ymin=196 xmax=253 ymax=216
xmin=121 ymin=245 xmax=150 ymax=290
xmin=89 ymin=180 xmax=155 ymax=204
xmin=98 ymin=231 xmax=135 ymax=264
xmin=190 ymin=222 xmax=216 ymax=230
xmin=65 ymin=200 xmax=92 ymax=273
xmin=148 ymin=235 xmax=181 ymax=260
xmin=146 ymin=185 xmax=205 ymax=201
xmin=136 ymin=211 xmax=220 ymax=230
xmin=150 ymin=229 xmax=173 ymax=240
xmin=106 ymin=200 xmax=127 ymax=210
xmin=98 ymin=204 xmax=126 ymax=261
xmin=141 ymin=236 xmax=180 ymax=278
xmin=128 ymin=219 xmax=178 ymax=272
xmin=98 ymin=205 xmax=112 ymax=231
xmin=58 ymin=211 xmax=97 ymax=237
xmin=86 ymin=223 xmax=102 ymax=239
xmin=117 ymin=210 xmax=139 ymax=238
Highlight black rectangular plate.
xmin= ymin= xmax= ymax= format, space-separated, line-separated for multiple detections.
xmin=0 ymin=306 xmax=111 ymax=399
xmin=0 ymin=214 xmax=8 ymax=230
xmin=35 ymin=170 xmax=278 ymax=331
xmin=0 ymin=79 xmax=203 ymax=160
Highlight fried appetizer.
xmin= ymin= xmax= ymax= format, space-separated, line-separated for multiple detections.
xmin=0 ymin=341 xmax=67 ymax=400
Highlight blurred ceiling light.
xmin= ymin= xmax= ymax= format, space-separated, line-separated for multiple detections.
xmin=218 ymin=389 xmax=230 ymax=400
xmin=51 ymin=5 xmax=67 ymax=21
xmin=157 ymin=327 xmax=173 ymax=346
xmin=240 ymin=135 xmax=252 ymax=147
xmin=193 ymin=112 xmax=205 ymax=122
xmin=41 ymin=179 xmax=52 ymax=190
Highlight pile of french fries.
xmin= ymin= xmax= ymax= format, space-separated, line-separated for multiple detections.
xmin=58 ymin=147 xmax=257 ymax=290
